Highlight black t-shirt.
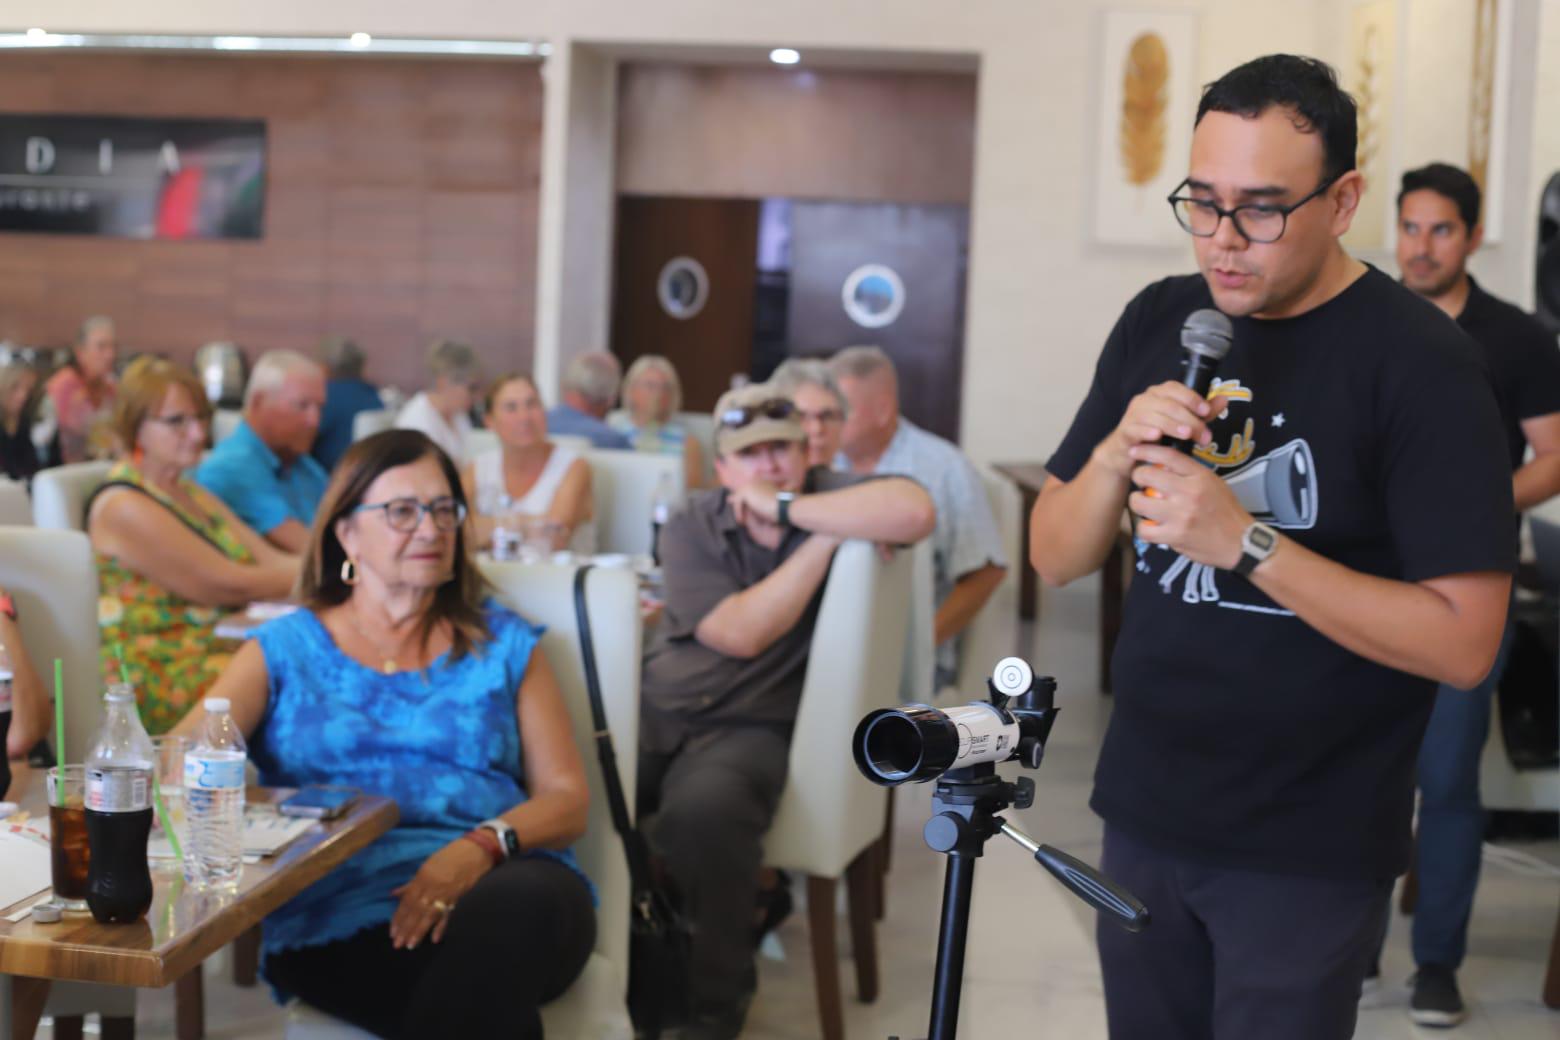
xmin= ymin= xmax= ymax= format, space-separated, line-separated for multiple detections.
xmin=1456 ymin=277 xmax=1560 ymax=469
xmin=1046 ymin=267 xmax=1515 ymax=881
xmin=0 ymin=422 xmax=39 ymax=482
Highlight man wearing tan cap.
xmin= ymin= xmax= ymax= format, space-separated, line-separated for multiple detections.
xmin=638 ymin=382 xmax=934 ymax=1039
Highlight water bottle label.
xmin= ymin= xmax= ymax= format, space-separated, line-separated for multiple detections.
xmin=86 ymin=767 xmax=150 ymax=812
xmin=185 ymin=754 xmax=245 ymax=791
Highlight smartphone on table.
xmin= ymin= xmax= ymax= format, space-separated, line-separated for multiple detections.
xmin=277 ymin=785 xmax=359 ymax=820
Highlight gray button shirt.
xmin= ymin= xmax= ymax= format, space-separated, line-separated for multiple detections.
xmin=641 ymin=467 xmax=865 ymax=745
xmin=837 ymin=417 xmax=1006 ymax=687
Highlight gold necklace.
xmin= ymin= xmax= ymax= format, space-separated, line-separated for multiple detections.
xmin=342 ymin=604 xmax=415 ymax=675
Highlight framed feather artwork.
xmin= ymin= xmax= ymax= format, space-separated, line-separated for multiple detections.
xmin=1344 ymin=0 xmax=1398 ymax=250
xmin=1092 ymin=9 xmax=1199 ymax=246
xmin=1466 ymin=0 xmax=1514 ymax=243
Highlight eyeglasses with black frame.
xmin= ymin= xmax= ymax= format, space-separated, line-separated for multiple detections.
xmin=718 ymin=398 xmax=796 ymax=429
xmin=1167 ymin=171 xmax=1344 ymax=244
xmin=354 ymin=496 xmax=468 ymax=532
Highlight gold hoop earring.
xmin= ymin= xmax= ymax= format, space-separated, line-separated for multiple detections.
xmin=340 ymin=558 xmax=359 ymax=586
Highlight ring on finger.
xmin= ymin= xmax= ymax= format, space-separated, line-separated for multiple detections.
xmin=430 ymin=899 xmax=452 ymax=914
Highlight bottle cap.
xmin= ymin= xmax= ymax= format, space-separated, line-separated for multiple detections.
xmin=30 ymin=901 xmax=63 ymax=923
xmin=204 ymin=697 xmax=231 ymax=712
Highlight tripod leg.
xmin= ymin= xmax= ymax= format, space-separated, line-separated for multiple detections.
xmin=846 ymin=849 xmax=880 ymax=1002
xmin=806 ymin=875 xmax=845 ymax=1040
xmin=928 ymin=854 xmax=977 ymax=1040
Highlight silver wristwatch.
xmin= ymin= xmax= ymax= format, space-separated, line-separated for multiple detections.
xmin=479 ymin=818 xmax=521 ymax=860
xmin=1234 ymin=521 xmax=1279 ymax=577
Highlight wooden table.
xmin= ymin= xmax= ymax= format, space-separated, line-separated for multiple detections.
xmin=992 ymin=462 xmax=1133 ymax=692
xmin=1 ymin=764 xmax=397 ymax=1039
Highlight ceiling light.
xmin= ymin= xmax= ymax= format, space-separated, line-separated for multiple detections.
xmin=26 ymin=28 xmax=46 ymax=38
xmin=769 ymin=47 xmax=801 ymax=65
xmin=349 ymin=32 xmax=371 ymax=48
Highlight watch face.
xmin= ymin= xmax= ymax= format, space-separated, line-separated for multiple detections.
xmin=1249 ymin=526 xmax=1278 ymax=552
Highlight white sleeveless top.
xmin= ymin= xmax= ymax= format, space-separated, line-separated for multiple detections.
xmin=473 ymin=446 xmax=595 ymax=553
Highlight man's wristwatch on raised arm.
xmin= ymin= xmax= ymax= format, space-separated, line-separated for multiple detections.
xmin=1233 ymin=521 xmax=1279 ymax=577
xmin=776 ymin=491 xmax=797 ymax=528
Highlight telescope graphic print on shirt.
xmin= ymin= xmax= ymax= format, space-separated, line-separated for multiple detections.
xmin=1134 ymin=378 xmax=1319 ymax=614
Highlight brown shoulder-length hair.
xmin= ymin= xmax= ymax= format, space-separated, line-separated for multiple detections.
xmin=110 ymin=356 xmax=212 ymax=457
xmin=300 ymin=429 xmax=492 ymax=660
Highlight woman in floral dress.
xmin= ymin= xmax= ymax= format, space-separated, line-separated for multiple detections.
xmin=87 ymin=358 xmax=299 ymax=733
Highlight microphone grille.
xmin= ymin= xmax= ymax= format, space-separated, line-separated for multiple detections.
xmin=1181 ymin=309 xmax=1234 ymax=361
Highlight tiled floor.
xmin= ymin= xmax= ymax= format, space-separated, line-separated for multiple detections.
xmin=37 ymin=577 xmax=1560 ymax=1038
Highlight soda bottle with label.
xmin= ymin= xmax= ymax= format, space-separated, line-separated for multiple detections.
xmin=184 ymin=697 xmax=247 ymax=889
xmin=84 ymin=683 xmax=155 ymax=923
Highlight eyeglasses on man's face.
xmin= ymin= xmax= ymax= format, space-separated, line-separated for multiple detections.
xmin=1166 ymin=172 xmax=1343 ymax=244
xmin=719 ymin=399 xmax=796 ymax=429
xmin=354 ymin=496 xmax=468 ymax=532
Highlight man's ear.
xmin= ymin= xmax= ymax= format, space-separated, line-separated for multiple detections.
xmin=1469 ymin=221 xmax=1485 ymax=253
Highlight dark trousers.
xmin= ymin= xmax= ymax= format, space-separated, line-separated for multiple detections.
xmin=264 ymin=856 xmax=595 ymax=1040
xmin=1409 ymin=619 xmax=1512 ymax=969
xmin=1097 ymin=825 xmax=1389 ymax=1040
xmin=638 ymin=722 xmax=791 ymax=1020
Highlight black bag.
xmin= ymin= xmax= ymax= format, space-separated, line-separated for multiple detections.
xmin=572 ymin=567 xmax=693 ymax=1037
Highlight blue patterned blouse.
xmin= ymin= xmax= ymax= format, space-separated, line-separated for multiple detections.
xmin=249 ymin=599 xmax=590 ymax=967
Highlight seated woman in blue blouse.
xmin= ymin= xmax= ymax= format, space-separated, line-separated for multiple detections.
xmin=177 ymin=428 xmax=594 ymax=1040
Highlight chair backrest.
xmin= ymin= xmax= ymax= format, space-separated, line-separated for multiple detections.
xmin=902 ymin=539 xmax=936 ymax=703
xmin=211 ymin=408 xmax=243 ymax=444
xmin=585 ymin=450 xmax=684 ymax=556
xmin=32 ymin=461 xmax=113 ymax=531
xmin=351 ymin=409 xmax=394 ymax=442
xmin=764 ymin=539 xmax=912 ymax=877
xmin=0 ymin=478 xmax=32 ymax=527
xmin=0 ymin=528 xmax=104 ymax=761
xmin=476 ymin=560 xmax=641 ymax=979
xmin=464 ymin=427 xmax=499 ymax=460
xmin=675 ymin=411 xmax=716 ymax=486
xmin=953 ymin=469 xmax=1024 ymax=696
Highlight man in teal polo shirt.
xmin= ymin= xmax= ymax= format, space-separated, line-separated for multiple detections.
xmin=196 ymin=350 xmax=328 ymax=553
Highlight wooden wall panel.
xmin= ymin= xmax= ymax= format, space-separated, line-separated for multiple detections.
xmin=616 ymin=65 xmax=977 ymax=206
xmin=0 ymin=53 xmax=543 ymax=391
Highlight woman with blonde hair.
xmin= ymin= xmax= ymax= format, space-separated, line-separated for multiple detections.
xmin=0 ymin=360 xmax=41 ymax=481
xmin=610 ymin=354 xmax=706 ymax=488
xmin=87 ymin=357 xmax=298 ymax=733
xmin=463 ymin=373 xmax=594 ymax=554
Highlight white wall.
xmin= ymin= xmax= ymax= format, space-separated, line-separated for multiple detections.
xmin=6 ymin=0 xmax=1554 ymax=464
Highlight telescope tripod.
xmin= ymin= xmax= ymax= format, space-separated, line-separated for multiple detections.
xmin=892 ymin=763 xmax=1150 ymax=1040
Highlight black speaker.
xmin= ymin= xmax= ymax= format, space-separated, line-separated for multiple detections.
xmin=1539 ymin=172 xmax=1560 ymax=333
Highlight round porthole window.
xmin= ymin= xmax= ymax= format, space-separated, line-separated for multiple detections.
xmin=841 ymin=264 xmax=906 ymax=329
xmin=657 ymin=256 xmax=710 ymax=320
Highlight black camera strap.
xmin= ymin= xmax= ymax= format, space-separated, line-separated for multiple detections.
xmin=571 ymin=565 xmax=657 ymax=893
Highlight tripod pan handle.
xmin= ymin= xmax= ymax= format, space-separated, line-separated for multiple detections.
xmin=1033 ymin=844 xmax=1150 ymax=933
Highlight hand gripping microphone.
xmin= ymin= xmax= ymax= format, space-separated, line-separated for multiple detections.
xmin=1171 ymin=309 xmax=1234 ymax=452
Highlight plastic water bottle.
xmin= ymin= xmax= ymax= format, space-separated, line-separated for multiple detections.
xmin=84 ymin=683 xmax=155 ymax=922
xmin=184 ymin=697 xmax=247 ymax=889
xmin=651 ymin=473 xmax=676 ymax=565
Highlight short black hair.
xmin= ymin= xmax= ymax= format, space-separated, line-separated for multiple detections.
xmin=1397 ymin=163 xmax=1481 ymax=231
xmin=1196 ymin=55 xmax=1358 ymax=182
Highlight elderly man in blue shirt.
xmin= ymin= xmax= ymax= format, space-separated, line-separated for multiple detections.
xmin=196 ymin=350 xmax=328 ymax=554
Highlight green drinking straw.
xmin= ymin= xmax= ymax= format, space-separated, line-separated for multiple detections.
xmin=52 ymin=659 xmax=64 ymax=807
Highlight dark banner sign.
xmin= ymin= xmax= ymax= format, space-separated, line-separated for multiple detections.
xmin=0 ymin=115 xmax=266 ymax=239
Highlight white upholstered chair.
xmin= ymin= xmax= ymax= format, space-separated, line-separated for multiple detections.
xmin=350 ymin=408 xmax=394 ymax=442
xmin=286 ymin=561 xmax=640 ymax=1040
xmin=0 ymin=477 xmax=31 ymax=526
xmin=211 ymin=408 xmax=243 ymax=444
xmin=585 ymin=450 xmax=684 ymax=556
xmin=763 ymin=539 xmax=912 ymax=1040
xmin=31 ymin=460 xmax=113 ymax=531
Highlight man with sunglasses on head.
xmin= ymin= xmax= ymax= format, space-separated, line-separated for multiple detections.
xmin=637 ymin=382 xmax=934 ymax=1039
xmin=1030 ymin=55 xmax=1514 ymax=1040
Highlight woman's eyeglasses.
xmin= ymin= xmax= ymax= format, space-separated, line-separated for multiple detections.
xmin=718 ymin=399 xmax=796 ymax=429
xmin=354 ymin=496 xmax=468 ymax=532
xmin=147 ymin=413 xmax=207 ymax=433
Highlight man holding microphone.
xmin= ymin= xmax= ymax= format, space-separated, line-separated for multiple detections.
xmin=1031 ymin=55 xmax=1514 ymax=1040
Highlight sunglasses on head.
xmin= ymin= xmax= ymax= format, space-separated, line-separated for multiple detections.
xmin=718 ymin=399 xmax=795 ymax=429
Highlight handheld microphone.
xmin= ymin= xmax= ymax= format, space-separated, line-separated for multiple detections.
xmin=1171 ymin=309 xmax=1234 ymax=452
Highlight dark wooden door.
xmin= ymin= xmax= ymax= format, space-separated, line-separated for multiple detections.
xmin=786 ymin=201 xmax=968 ymax=441
xmin=611 ymin=196 xmax=760 ymax=413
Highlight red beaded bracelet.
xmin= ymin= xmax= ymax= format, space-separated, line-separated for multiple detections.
xmin=460 ymin=829 xmax=504 ymax=867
